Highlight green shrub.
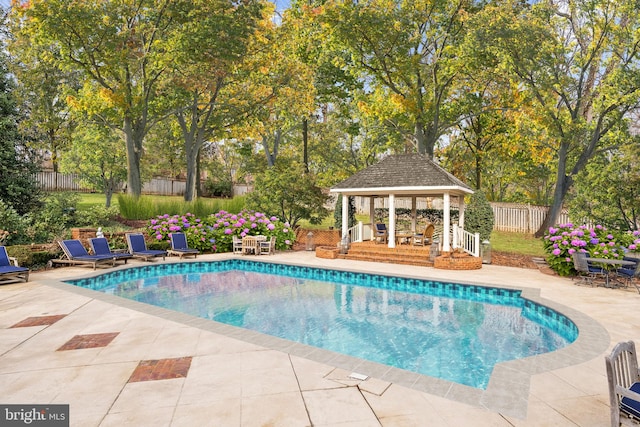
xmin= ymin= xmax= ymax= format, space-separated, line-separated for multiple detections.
xmin=0 ymin=199 xmax=28 ymax=245
xmin=334 ymin=194 xmax=356 ymax=230
xmin=74 ymin=205 xmax=120 ymax=227
xmin=465 ymin=191 xmax=494 ymax=241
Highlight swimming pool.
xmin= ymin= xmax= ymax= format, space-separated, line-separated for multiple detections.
xmin=67 ymin=259 xmax=577 ymax=389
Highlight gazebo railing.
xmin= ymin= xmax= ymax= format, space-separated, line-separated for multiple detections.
xmin=347 ymin=221 xmax=372 ymax=243
xmin=453 ymin=225 xmax=480 ymax=257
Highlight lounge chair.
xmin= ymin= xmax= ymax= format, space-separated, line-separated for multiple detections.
xmin=125 ymin=233 xmax=167 ymax=261
xmin=52 ymin=239 xmax=116 ymax=270
xmin=232 ymin=236 xmax=244 ymax=254
xmin=615 ymin=257 xmax=640 ymax=293
xmin=168 ymin=233 xmax=199 ymax=259
xmin=413 ymin=223 xmax=435 ymax=246
xmin=0 ymin=246 xmax=29 ymax=284
xmin=571 ymin=251 xmax=606 ymax=286
xmin=259 ymin=236 xmax=276 ymax=255
xmin=374 ymin=223 xmax=388 ymax=244
xmin=89 ymin=237 xmax=133 ymax=264
xmin=605 ymin=340 xmax=640 ymax=426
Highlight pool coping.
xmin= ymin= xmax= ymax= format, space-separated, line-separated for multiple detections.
xmin=40 ymin=256 xmax=610 ymax=419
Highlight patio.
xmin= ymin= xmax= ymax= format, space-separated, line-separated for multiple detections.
xmin=0 ymin=251 xmax=637 ymax=426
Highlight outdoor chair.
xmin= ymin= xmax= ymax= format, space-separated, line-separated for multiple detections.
xmin=259 ymin=236 xmax=276 ymax=255
xmin=374 ymin=223 xmax=388 ymax=244
xmin=0 ymin=246 xmax=29 ymax=284
xmin=615 ymin=257 xmax=640 ymax=293
xmin=232 ymin=236 xmax=244 ymax=254
xmin=168 ymin=232 xmax=199 ymax=259
xmin=413 ymin=223 xmax=435 ymax=246
xmin=572 ymin=251 xmax=606 ymax=286
xmin=605 ymin=340 xmax=640 ymax=426
xmin=125 ymin=233 xmax=167 ymax=261
xmin=89 ymin=237 xmax=132 ymax=264
xmin=53 ymin=239 xmax=116 ymax=270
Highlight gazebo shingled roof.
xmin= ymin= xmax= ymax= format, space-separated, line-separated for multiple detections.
xmin=330 ymin=153 xmax=472 ymax=196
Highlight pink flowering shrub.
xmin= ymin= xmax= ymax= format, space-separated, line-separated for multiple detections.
xmin=543 ymin=223 xmax=638 ymax=276
xmin=147 ymin=210 xmax=296 ymax=253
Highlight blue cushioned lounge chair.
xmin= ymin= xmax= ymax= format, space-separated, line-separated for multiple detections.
xmin=606 ymin=340 xmax=640 ymax=426
xmin=168 ymin=232 xmax=199 ymax=259
xmin=0 ymin=246 xmax=29 ymax=284
xmin=53 ymin=239 xmax=116 ymax=270
xmin=125 ymin=233 xmax=167 ymax=261
xmin=89 ymin=237 xmax=132 ymax=264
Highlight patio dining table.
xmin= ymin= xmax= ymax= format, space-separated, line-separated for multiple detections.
xmin=588 ymin=257 xmax=636 ymax=288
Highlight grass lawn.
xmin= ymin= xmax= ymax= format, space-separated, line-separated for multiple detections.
xmin=490 ymin=230 xmax=546 ymax=257
xmin=76 ymin=193 xmax=116 ymax=210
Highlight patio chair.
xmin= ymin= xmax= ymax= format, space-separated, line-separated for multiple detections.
xmin=605 ymin=340 xmax=640 ymax=426
xmin=374 ymin=223 xmax=388 ymax=244
xmin=89 ymin=237 xmax=132 ymax=264
xmin=259 ymin=236 xmax=276 ymax=255
xmin=168 ymin=232 xmax=199 ymax=259
xmin=125 ymin=233 xmax=167 ymax=261
xmin=413 ymin=223 xmax=435 ymax=246
xmin=53 ymin=239 xmax=116 ymax=270
xmin=0 ymin=246 xmax=29 ymax=284
xmin=615 ymin=257 xmax=640 ymax=293
xmin=572 ymin=251 xmax=606 ymax=286
xmin=232 ymin=236 xmax=244 ymax=254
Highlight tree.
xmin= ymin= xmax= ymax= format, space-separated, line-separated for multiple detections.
xmin=469 ymin=0 xmax=640 ymax=236
xmin=12 ymin=0 xmax=190 ymax=197
xmin=318 ymin=0 xmax=473 ymax=158
xmin=59 ymin=124 xmax=127 ymax=208
xmin=164 ymin=0 xmax=264 ymax=201
xmin=568 ymin=142 xmax=640 ymax=230
xmin=0 ymin=50 xmax=42 ymax=215
xmin=245 ymin=159 xmax=329 ymax=228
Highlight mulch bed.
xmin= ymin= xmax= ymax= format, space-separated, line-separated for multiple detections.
xmin=490 ymin=251 xmax=538 ymax=269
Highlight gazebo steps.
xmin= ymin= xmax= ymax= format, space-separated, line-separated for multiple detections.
xmin=344 ymin=242 xmax=434 ymax=267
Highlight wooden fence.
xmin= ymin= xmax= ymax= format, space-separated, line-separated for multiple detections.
xmin=35 ymin=171 xmax=249 ymax=197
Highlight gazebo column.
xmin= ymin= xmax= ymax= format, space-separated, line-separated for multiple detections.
xmin=458 ymin=196 xmax=465 ymax=228
xmin=341 ymin=194 xmax=349 ymax=241
xmin=411 ymin=197 xmax=417 ymax=232
xmin=442 ymin=192 xmax=451 ymax=252
xmin=388 ymin=193 xmax=396 ymax=248
xmin=369 ymin=197 xmax=375 ymax=241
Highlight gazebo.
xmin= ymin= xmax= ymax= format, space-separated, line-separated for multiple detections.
xmin=330 ymin=153 xmax=474 ymax=252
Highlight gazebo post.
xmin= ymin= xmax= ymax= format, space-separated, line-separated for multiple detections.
xmin=411 ymin=197 xmax=417 ymax=232
xmin=458 ymin=196 xmax=465 ymax=228
xmin=443 ymin=192 xmax=451 ymax=252
xmin=388 ymin=193 xmax=396 ymax=248
xmin=369 ymin=197 xmax=375 ymax=241
xmin=341 ymin=194 xmax=349 ymax=241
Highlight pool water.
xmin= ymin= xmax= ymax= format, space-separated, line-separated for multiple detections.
xmin=68 ymin=260 xmax=577 ymax=389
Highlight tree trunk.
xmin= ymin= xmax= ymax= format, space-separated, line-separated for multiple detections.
xmin=303 ymin=118 xmax=309 ymax=173
xmin=183 ymin=131 xmax=199 ymax=202
xmin=535 ymin=149 xmax=572 ymax=237
xmin=123 ymin=116 xmax=143 ymax=197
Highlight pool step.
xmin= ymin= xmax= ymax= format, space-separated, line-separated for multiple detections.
xmin=344 ymin=242 xmax=434 ymax=267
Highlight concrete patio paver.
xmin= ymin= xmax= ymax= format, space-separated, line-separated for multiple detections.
xmin=0 ymin=251 xmax=636 ymax=426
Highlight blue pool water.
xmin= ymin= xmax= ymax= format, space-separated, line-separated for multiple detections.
xmin=67 ymin=260 xmax=577 ymax=389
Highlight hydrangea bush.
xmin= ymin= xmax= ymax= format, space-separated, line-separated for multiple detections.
xmin=147 ymin=210 xmax=296 ymax=253
xmin=543 ymin=223 xmax=640 ymax=276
